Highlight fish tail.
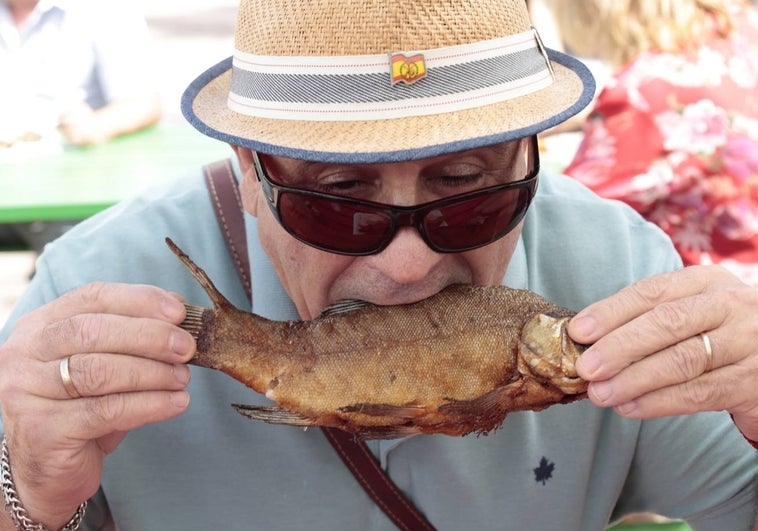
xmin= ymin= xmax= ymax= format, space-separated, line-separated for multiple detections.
xmin=165 ymin=237 xmax=233 ymax=310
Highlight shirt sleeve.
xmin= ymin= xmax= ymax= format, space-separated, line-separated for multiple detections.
xmin=612 ymin=411 xmax=757 ymax=529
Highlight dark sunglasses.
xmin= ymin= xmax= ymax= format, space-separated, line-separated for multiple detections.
xmin=253 ymin=136 xmax=539 ymax=256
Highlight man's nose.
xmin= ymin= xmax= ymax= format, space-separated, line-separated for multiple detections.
xmin=368 ymin=227 xmax=443 ymax=284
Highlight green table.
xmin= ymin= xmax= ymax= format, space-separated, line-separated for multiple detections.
xmin=1 ymin=123 xmax=230 ymax=223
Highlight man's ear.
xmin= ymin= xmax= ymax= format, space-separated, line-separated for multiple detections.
xmin=230 ymin=144 xmax=260 ymax=216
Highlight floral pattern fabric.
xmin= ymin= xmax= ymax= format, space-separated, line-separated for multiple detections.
xmin=564 ymin=6 xmax=758 ymax=284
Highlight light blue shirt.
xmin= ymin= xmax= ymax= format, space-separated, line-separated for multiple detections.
xmin=1 ymin=163 xmax=755 ymax=530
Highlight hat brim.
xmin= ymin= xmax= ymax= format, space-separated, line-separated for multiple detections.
xmin=182 ymin=50 xmax=595 ymax=163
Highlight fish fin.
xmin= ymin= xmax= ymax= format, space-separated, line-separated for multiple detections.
xmin=353 ymin=425 xmax=423 ymax=440
xmin=232 ymin=404 xmax=317 ymax=427
xmin=319 ymin=299 xmax=373 ymax=317
xmin=438 ymin=378 xmax=573 ymax=435
xmin=166 ymin=237 xmax=234 ymax=310
xmin=340 ymin=402 xmax=426 ymax=420
xmin=232 ymin=404 xmax=420 ymax=439
xmin=437 ymin=382 xmax=527 ymax=424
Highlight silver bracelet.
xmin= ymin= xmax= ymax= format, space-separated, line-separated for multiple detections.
xmin=1 ymin=436 xmax=87 ymax=531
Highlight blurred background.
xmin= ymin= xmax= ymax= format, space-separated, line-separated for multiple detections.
xmin=141 ymin=0 xmax=237 ymax=125
xmin=0 ymin=0 xmax=237 ymax=326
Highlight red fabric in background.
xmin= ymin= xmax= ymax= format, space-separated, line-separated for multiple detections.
xmin=565 ymin=6 xmax=758 ymax=284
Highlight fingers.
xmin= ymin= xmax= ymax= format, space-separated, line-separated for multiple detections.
xmin=595 ymin=365 xmax=749 ymax=419
xmin=0 ymin=281 xmax=196 ymax=525
xmin=580 ymin=333 xmax=717 ymax=410
xmin=64 ymin=391 xmax=191 ymax=441
xmin=570 ymin=266 xmax=727 ymax=345
xmin=1 ymin=353 xmax=191 ymax=417
xmin=574 ymin=291 xmax=722 ymax=380
xmin=49 ymin=354 xmax=191 ymax=400
xmin=32 ymin=282 xmax=188 ymax=326
xmin=6 ymin=282 xmax=194 ymax=365
xmin=590 ymin=328 xmax=758 ymax=422
xmin=10 ymin=389 xmax=190 ymax=444
xmin=570 ymin=266 xmax=751 ymax=382
xmin=40 ymin=313 xmax=195 ymax=363
xmin=566 ymin=265 xmax=758 ymax=423
xmin=0 ymin=279 xmax=197 ymax=404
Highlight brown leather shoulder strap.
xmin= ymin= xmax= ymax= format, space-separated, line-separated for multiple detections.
xmin=202 ymin=160 xmax=436 ymax=530
xmin=202 ymin=159 xmax=252 ymax=301
xmin=322 ymin=428 xmax=436 ymax=530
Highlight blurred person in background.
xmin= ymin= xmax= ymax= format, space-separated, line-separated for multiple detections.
xmin=555 ymin=0 xmax=758 ymax=284
xmin=0 ymin=0 xmax=162 ymax=251
xmin=0 ymin=0 xmax=161 ymax=149
xmin=526 ymin=0 xmax=615 ymax=138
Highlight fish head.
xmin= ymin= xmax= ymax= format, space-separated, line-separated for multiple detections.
xmin=517 ymin=313 xmax=588 ymax=395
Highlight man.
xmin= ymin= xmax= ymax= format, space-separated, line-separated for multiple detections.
xmin=0 ymin=1 xmax=756 ymax=529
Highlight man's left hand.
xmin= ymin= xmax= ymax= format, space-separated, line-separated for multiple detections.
xmin=569 ymin=265 xmax=758 ymax=442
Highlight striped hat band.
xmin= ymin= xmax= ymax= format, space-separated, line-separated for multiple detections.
xmin=228 ymin=29 xmax=554 ymax=122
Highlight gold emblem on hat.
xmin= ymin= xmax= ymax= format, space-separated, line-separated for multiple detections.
xmin=391 ymin=53 xmax=427 ymax=85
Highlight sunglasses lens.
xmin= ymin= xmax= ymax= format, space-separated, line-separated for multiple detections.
xmin=423 ymin=186 xmax=532 ymax=252
xmin=278 ymin=194 xmax=393 ymax=254
xmin=278 ymin=185 xmax=533 ymax=254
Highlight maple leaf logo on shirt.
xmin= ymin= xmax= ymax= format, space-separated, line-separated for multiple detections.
xmin=533 ymin=456 xmax=555 ymax=485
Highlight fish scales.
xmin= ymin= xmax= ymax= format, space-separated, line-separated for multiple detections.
xmin=168 ymin=238 xmax=588 ymax=438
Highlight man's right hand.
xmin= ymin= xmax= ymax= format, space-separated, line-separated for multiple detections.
xmin=0 ymin=282 xmax=195 ymax=530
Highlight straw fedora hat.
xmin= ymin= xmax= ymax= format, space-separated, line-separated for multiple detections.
xmin=182 ymin=0 xmax=595 ymax=163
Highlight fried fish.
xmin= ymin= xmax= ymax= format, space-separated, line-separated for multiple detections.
xmin=168 ymin=238 xmax=588 ymax=439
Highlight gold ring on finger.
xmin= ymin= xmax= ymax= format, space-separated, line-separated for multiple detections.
xmin=59 ymin=356 xmax=82 ymax=399
xmin=700 ymin=333 xmax=713 ymax=373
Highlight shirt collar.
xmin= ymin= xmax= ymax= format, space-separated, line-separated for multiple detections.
xmin=502 ymin=236 xmax=528 ymax=289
